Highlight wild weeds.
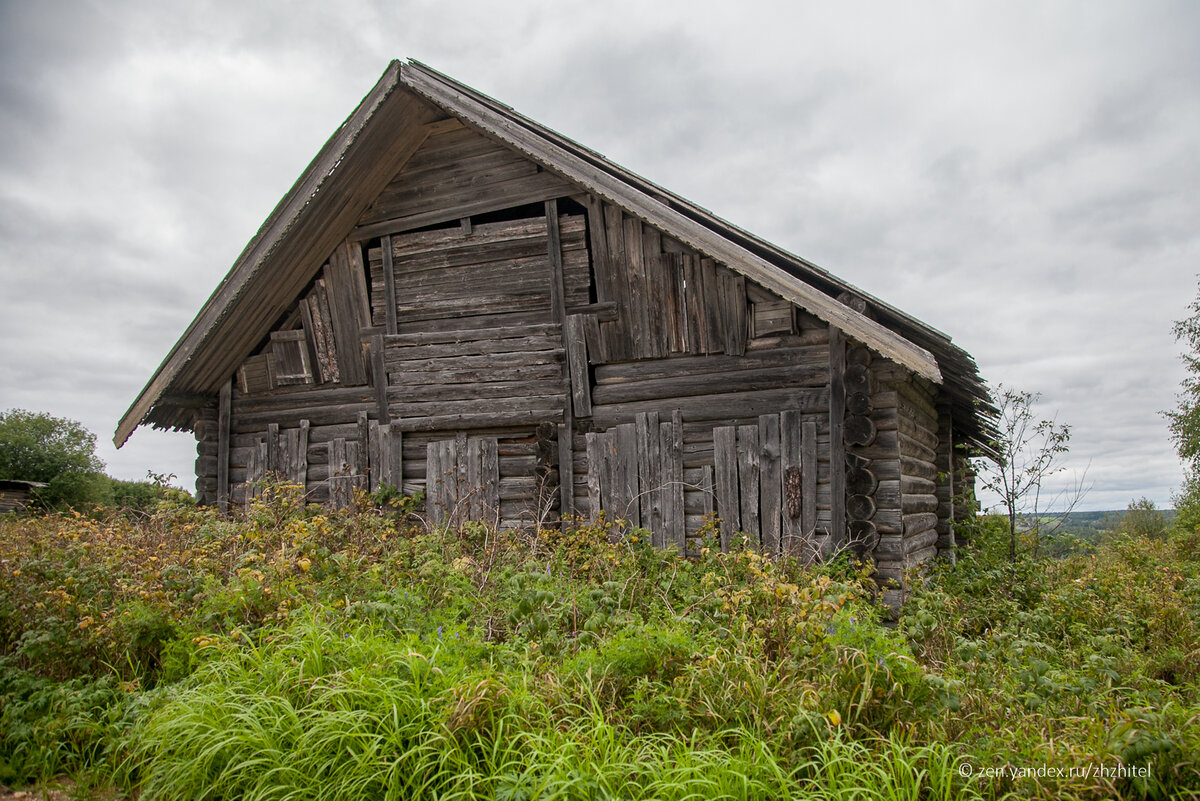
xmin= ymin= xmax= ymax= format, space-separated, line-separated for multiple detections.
xmin=2 ymin=488 xmax=1199 ymax=798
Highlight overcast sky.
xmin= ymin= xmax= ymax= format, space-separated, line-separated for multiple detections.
xmin=1 ymin=0 xmax=1197 ymax=511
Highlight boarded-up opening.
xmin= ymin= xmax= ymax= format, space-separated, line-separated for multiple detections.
xmin=584 ymin=411 xmax=685 ymax=551
xmin=713 ymin=411 xmax=818 ymax=558
xmin=426 ymin=434 xmax=500 ymax=527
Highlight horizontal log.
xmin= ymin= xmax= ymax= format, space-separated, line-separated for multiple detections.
xmin=231 ymin=403 xmax=376 ymax=433
xmin=231 ymin=385 xmax=375 ymax=413
xmin=898 ymin=431 xmax=937 ymax=463
xmin=591 ymin=387 xmax=828 ymax=428
xmin=874 ymin=480 xmax=900 ymax=510
xmin=391 ymin=366 xmax=564 ymax=392
xmin=898 ymin=413 xmax=939 ymax=451
xmin=901 ymin=455 xmax=938 ymax=482
xmin=902 ymin=493 xmax=939 ymax=514
xmin=895 ymin=379 xmax=939 ymax=423
xmin=906 ymin=544 xmax=939 ymax=567
xmin=903 ymin=512 xmax=939 ymax=537
xmin=384 ymin=334 xmax=561 ymax=362
xmin=594 ymin=345 xmax=829 ymax=384
xmin=384 ymin=322 xmax=560 ymax=347
xmin=590 ymin=363 xmax=826 ymax=405
xmin=390 ymin=394 xmax=565 ymax=420
xmin=392 ymin=409 xmax=563 ymax=433
xmin=902 ymin=474 xmax=937 ymax=496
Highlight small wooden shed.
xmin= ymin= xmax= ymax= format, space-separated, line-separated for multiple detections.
xmin=0 ymin=480 xmax=47 ymax=513
xmin=117 ymin=60 xmax=995 ymax=605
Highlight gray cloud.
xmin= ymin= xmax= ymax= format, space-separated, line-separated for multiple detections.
xmin=1 ymin=0 xmax=1197 ymax=512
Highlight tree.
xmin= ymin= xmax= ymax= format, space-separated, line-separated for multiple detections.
xmin=1167 ymin=281 xmax=1200 ymax=531
xmin=1121 ymin=497 xmax=1166 ymax=539
xmin=0 ymin=409 xmax=105 ymax=509
xmin=977 ymin=387 xmax=1083 ymax=560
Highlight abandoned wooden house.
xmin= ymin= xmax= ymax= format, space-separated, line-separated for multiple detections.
xmin=116 ymin=60 xmax=995 ymax=605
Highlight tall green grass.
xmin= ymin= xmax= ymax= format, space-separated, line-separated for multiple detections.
xmin=121 ymin=614 xmax=981 ymax=801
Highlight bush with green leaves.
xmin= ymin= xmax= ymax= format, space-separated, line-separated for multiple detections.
xmin=0 ymin=409 xmax=106 ymax=509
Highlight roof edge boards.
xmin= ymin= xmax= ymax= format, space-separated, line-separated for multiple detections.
xmin=399 ymin=63 xmax=943 ymax=384
xmin=114 ymin=61 xmax=406 ymax=448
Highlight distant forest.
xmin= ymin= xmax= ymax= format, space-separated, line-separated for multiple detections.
xmin=1034 ymin=507 xmax=1177 ymax=555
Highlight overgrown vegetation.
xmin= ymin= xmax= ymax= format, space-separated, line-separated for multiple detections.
xmin=1 ymin=485 xmax=1197 ymax=799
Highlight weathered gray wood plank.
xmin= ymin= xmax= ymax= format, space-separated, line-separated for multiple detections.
xmin=736 ymin=424 xmax=760 ymax=547
xmin=759 ymin=414 xmax=781 ymax=557
xmin=713 ymin=425 xmax=739 ymax=551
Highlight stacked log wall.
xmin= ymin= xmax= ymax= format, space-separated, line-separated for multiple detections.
xmin=935 ymin=404 xmax=956 ymax=561
xmin=863 ymin=373 xmax=943 ymax=606
xmin=193 ymin=406 xmax=219 ymax=506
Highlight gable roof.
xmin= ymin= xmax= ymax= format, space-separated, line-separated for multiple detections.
xmin=117 ymin=59 xmax=995 ymax=449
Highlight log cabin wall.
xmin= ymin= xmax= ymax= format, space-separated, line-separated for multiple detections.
xmin=569 ymin=197 xmax=835 ymax=556
xmin=858 ymin=367 xmax=945 ymax=608
xmin=192 ymin=406 xmax=219 ymax=506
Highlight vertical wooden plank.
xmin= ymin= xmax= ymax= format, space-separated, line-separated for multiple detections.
xmin=737 ymin=425 xmax=761 ymax=547
xmin=325 ymin=243 xmax=370 ymax=385
xmin=283 ymin=429 xmax=300 ymax=487
xmin=480 ymin=437 xmax=499 ymax=525
xmin=663 ymin=410 xmax=686 ymax=552
xmin=296 ymin=420 xmax=310 ymax=489
xmin=564 ymin=315 xmax=592 ymax=418
xmin=713 ymin=425 xmax=739 ymax=551
xmin=369 ymin=421 xmax=382 ymax=489
xmin=453 ymin=433 xmax=466 ymax=525
xmin=467 ymin=436 xmax=483 ymax=520
xmin=382 ymin=234 xmax=398 ymax=336
xmin=357 ymin=411 xmax=370 ymax=487
xmin=759 ymin=414 xmax=782 ymax=557
xmin=641 ymin=226 xmax=668 ymax=357
xmin=329 ymin=438 xmax=347 ymax=509
xmin=581 ymin=313 xmax=603 ymax=370
xmin=585 ymin=432 xmax=604 ymax=523
xmin=615 ymin=423 xmax=640 ymax=528
xmin=623 ymin=216 xmax=652 ymax=358
xmin=307 ymin=280 xmax=340 ymax=384
xmin=266 ymin=423 xmax=280 ymax=477
xmin=346 ymin=440 xmax=364 ymax=500
xmin=802 ymin=420 xmax=818 ymax=542
xmin=636 ymin=412 xmax=662 ymax=547
xmin=602 ymin=430 xmax=622 ymax=526
xmin=603 ymin=204 xmax=629 ymax=361
xmin=584 ymin=195 xmax=613 ymax=303
xmin=828 ymin=327 xmax=847 ymax=553
xmin=584 ymin=195 xmax=613 ymax=364
xmin=722 ymin=270 xmax=747 ymax=357
xmin=217 ymin=379 xmax=231 ymax=514
xmin=699 ymin=465 xmax=714 ymax=518
xmin=370 ymin=333 xmax=390 ymax=423
xmin=780 ymin=410 xmax=803 ymax=554
xmin=700 ymin=258 xmax=722 ymax=354
xmin=385 ymin=423 xmax=402 ymax=491
xmin=546 ymin=200 xmax=566 ymax=323
xmin=663 ymin=252 xmax=687 ymax=353
xmin=681 ymin=254 xmax=703 ymax=354
xmin=425 ymin=440 xmax=444 ymax=526
xmin=557 ymin=423 xmax=575 ymax=520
